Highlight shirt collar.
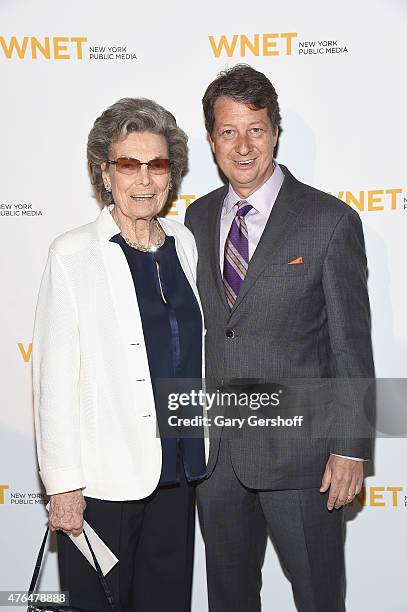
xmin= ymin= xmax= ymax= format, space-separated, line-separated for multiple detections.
xmin=223 ymin=163 xmax=285 ymax=216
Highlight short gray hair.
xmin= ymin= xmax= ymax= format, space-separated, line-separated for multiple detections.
xmin=87 ymin=97 xmax=188 ymax=205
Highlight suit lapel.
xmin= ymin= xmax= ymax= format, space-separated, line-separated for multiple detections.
xmin=208 ymin=185 xmax=229 ymax=312
xmin=229 ymin=166 xmax=304 ymax=316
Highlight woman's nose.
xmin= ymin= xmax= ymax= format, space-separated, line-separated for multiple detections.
xmin=136 ymin=163 xmax=151 ymax=186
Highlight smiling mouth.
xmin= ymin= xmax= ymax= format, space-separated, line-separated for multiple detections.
xmin=234 ymin=159 xmax=256 ymax=166
xmin=130 ymin=194 xmax=155 ymax=200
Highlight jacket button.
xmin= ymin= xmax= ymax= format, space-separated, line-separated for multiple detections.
xmin=225 ymin=329 xmax=235 ymax=338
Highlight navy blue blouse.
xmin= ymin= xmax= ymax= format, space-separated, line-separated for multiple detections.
xmin=110 ymin=232 xmax=206 ymax=486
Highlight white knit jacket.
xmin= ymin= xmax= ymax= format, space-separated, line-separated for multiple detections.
xmin=32 ymin=205 xmax=207 ymax=500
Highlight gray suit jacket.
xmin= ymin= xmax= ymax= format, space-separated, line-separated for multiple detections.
xmin=185 ymin=165 xmax=375 ymax=490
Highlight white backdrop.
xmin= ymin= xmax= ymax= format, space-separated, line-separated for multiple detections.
xmin=1 ymin=0 xmax=406 ymax=610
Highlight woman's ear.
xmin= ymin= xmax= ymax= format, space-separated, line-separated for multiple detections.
xmin=101 ymin=163 xmax=111 ymax=192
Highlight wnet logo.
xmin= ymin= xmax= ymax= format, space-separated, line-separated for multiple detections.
xmin=0 ymin=36 xmax=87 ymax=60
xmin=355 ymin=486 xmax=404 ymax=507
xmin=18 ymin=343 xmax=32 ymax=363
xmin=330 ymin=189 xmax=403 ymax=212
xmin=209 ymin=32 xmax=298 ymax=58
xmin=0 ymin=485 xmax=10 ymax=504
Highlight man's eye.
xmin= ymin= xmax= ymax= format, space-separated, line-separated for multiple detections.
xmin=251 ymin=127 xmax=263 ymax=134
xmin=222 ymin=129 xmax=234 ymax=137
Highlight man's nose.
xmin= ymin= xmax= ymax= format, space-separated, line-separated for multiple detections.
xmin=235 ymin=133 xmax=252 ymax=156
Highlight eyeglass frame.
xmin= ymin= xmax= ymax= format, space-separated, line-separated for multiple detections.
xmin=106 ymin=157 xmax=171 ymax=175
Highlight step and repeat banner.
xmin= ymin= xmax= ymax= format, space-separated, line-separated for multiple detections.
xmin=1 ymin=0 xmax=406 ymax=610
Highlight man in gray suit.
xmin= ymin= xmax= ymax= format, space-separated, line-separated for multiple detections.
xmin=184 ymin=65 xmax=375 ymax=612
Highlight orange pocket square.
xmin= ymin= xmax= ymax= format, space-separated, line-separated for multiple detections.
xmin=288 ymin=257 xmax=304 ymax=265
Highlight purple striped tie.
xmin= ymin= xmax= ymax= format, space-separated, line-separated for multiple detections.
xmin=223 ymin=201 xmax=253 ymax=308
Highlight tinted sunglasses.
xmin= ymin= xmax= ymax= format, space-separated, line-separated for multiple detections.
xmin=107 ymin=157 xmax=170 ymax=175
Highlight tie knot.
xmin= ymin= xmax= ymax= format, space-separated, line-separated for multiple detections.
xmin=236 ymin=201 xmax=252 ymax=218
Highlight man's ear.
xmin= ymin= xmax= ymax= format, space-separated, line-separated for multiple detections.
xmin=207 ymin=132 xmax=216 ymax=154
xmin=272 ymin=128 xmax=279 ymax=148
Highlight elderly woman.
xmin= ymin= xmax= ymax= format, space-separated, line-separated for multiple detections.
xmin=32 ymin=98 xmax=207 ymax=612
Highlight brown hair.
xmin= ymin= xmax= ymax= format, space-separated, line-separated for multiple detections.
xmin=202 ymin=64 xmax=281 ymax=135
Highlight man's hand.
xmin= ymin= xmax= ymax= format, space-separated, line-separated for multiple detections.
xmin=320 ymin=455 xmax=363 ymax=511
xmin=49 ymin=489 xmax=86 ymax=536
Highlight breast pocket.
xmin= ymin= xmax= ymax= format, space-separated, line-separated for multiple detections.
xmin=263 ymin=263 xmax=308 ymax=277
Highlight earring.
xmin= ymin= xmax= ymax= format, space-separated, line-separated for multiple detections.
xmin=104 ymin=183 xmax=111 ymax=192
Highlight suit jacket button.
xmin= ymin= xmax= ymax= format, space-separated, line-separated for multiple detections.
xmin=226 ymin=329 xmax=235 ymax=338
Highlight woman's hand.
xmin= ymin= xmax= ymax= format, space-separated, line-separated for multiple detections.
xmin=49 ymin=489 xmax=86 ymax=537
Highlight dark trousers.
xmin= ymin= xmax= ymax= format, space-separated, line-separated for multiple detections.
xmin=197 ymin=438 xmax=346 ymax=612
xmin=57 ymin=467 xmax=196 ymax=612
